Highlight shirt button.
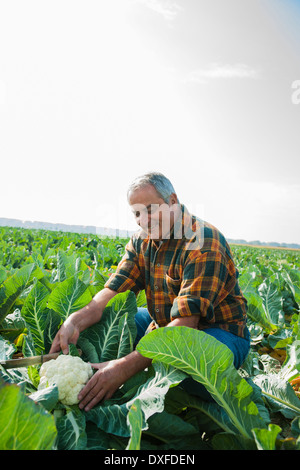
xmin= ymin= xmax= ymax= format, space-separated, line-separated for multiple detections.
xmin=157 ymin=263 xmax=160 ymax=267
xmin=156 ymin=308 xmax=159 ymax=313
xmin=154 ymin=285 xmax=158 ymax=290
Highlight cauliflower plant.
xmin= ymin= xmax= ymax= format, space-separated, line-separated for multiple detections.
xmin=38 ymin=354 xmax=93 ymax=406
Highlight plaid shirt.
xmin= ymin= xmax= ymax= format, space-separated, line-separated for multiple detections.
xmin=105 ymin=205 xmax=248 ymax=339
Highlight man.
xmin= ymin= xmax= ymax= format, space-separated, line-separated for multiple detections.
xmin=50 ymin=172 xmax=250 ymax=410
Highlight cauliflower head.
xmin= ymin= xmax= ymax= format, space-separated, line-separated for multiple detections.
xmin=38 ymin=354 xmax=93 ymax=406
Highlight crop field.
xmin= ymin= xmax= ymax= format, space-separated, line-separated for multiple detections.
xmin=0 ymin=226 xmax=299 ymax=450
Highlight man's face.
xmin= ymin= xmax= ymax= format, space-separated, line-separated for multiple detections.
xmin=128 ymin=184 xmax=179 ymax=240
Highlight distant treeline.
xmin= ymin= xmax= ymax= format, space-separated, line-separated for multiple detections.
xmin=0 ymin=217 xmax=299 ymax=250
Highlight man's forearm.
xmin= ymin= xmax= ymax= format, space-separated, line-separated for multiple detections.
xmin=72 ymin=287 xmax=118 ymax=332
xmin=117 ymin=350 xmax=152 ymax=381
xmin=167 ymin=314 xmax=199 ymax=329
xmin=116 ymin=315 xmax=199 ymax=381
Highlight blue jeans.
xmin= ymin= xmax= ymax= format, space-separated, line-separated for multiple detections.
xmin=134 ymin=308 xmax=251 ymax=402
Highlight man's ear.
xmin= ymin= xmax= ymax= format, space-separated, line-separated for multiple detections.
xmin=169 ymin=193 xmax=178 ymax=205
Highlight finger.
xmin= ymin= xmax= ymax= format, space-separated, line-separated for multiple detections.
xmin=49 ymin=334 xmax=62 ymax=354
xmin=82 ymin=390 xmax=105 ymax=411
xmin=78 ymin=375 xmax=98 ymax=403
xmin=59 ymin=333 xmax=69 ymax=355
xmin=78 ymin=382 xmax=104 ymax=411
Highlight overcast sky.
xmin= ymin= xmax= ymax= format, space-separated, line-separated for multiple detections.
xmin=0 ymin=0 xmax=300 ymax=244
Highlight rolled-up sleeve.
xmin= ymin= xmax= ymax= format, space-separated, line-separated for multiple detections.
xmin=104 ymin=238 xmax=144 ymax=294
xmin=170 ymin=250 xmax=236 ymax=323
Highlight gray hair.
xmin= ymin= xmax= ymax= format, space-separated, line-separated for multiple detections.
xmin=127 ymin=172 xmax=178 ymax=203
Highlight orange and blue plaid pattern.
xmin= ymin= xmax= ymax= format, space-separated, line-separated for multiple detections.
xmin=105 ymin=205 xmax=248 ymax=339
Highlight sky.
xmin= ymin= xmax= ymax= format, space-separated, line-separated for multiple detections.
xmin=0 ymin=0 xmax=300 ymax=244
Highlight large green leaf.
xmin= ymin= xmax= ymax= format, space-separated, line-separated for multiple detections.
xmin=55 ymin=408 xmax=87 ymax=450
xmin=85 ymin=422 xmax=111 ymax=450
xmin=0 ymin=335 xmax=16 ymax=360
xmin=137 ymin=327 xmax=267 ymax=439
xmin=0 ymin=379 xmax=57 ymax=450
xmin=258 ymin=281 xmax=285 ymax=330
xmin=56 ymin=250 xmax=78 ymax=282
xmin=145 ymin=410 xmax=209 ymax=450
xmin=0 ymin=263 xmax=44 ymax=322
xmin=246 ymin=292 xmax=276 ymax=332
xmin=117 ymin=312 xmax=135 ymax=359
xmin=78 ymin=291 xmax=137 ymax=363
xmin=89 ymin=269 xmax=109 ymax=296
xmin=238 ymin=270 xmax=261 ymax=295
xmin=211 ymin=431 xmax=257 ymax=450
xmin=86 ymin=401 xmax=129 ymax=437
xmin=126 ymin=399 xmax=143 ymax=450
xmin=21 ymin=280 xmax=50 ymax=354
xmin=0 ymin=266 xmax=7 ymax=286
xmin=43 ymin=309 xmax=63 ymax=354
xmin=55 ymin=250 xmax=91 ymax=284
xmin=85 ymin=362 xmax=186 ymax=437
xmin=246 ymin=287 xmax=285 ymax=333
xmin=47 ymin=275 xmax=92 ymax=320
xmin=278 ymin=339 xmax=300 ymax=382
xmin=29 ymin=384 xmax=59 ymax=412
xmin=166 ymin=379 xmax=270 ymax=446
xmin=282 ymin=268 xmax=300 ymax=305
xmin=252 ymin=424 xmax=282 ymax=450
xmin=165 ymin=386 xmax=237 ymax=434
xmin=253 ymin=373 xmax=300 ymax=419
xmin=0 ymin=310 xmax=27 ymax=343
xmin=128 ymin=362 xmax=186 ymax=423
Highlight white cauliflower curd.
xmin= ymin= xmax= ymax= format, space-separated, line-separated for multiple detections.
xmin=38 ymin=354 xmax=93 ymax=406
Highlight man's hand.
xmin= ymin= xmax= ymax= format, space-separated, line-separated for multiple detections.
xmin=78 ymin=351 xmax=152 ymax=411
xmin=78 ymin=360 xmax=125 ymax=411
xmin=49 ymin=288 xmax=117 ymax=355
xmin=49 ymin=317 xmax=80 ymax=355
